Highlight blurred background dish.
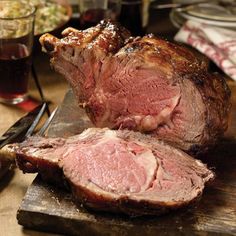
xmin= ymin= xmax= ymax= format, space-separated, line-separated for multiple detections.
xmin=170 ymin=1 xmax=236 ymax=29
xmin=30 ymin=0 xmax=72 ymax=36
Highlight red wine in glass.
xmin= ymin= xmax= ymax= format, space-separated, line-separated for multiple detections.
xmin=0 ymin=42 xmax=31 ymax=101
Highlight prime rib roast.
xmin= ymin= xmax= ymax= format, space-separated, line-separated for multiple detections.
xmin=39 ymin=20 xmax=231 ymax=153
xmin=11 ymin=128 xmax=214 ymax=216
xmin=11 ymin=21 xmax=230 ymax=216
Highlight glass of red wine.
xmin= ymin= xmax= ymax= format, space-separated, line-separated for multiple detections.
xmin=78 ymin=0 xmax=121 ymax=29
xmin=0 ymin=1 xmax=36 ymax=105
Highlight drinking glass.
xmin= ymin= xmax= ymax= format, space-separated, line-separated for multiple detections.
xmin=119 ymin=0 xmax=143 ymax=36
xmin=0 ymin=1 xmax=36 ymax=104
xmin=78 ymin=0 xmax=121 ymax=29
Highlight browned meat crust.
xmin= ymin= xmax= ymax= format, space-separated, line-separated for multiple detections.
xmin=39 ymin=20 xmax=231 ymax=153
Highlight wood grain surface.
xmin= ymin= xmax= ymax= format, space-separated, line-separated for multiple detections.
xmin=17 ymin=82 xmax=236 ymax=236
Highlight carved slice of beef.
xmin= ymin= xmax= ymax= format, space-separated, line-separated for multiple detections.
xmin=13 ymin=128 xmax=214 ymax=216
xmin=39 ymin=20 xmax=231 ymax=153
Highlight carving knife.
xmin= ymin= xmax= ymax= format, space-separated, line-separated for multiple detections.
xmin=0 ymin=103 xmax=47 ymax=149
xmin=0 ymin=103 xmax=47 ymax=179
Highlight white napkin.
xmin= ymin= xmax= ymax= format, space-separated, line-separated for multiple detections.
xmin=174 ymin=20 xmax=236 ymax=81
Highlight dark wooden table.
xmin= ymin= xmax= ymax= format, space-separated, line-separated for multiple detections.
xmin=16 ymin=84 xmax=236 ymax=235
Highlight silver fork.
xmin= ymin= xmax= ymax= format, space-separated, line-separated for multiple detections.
xmin=25 ymin=106 xmax=58 ymax=138
xmin=36 ymin=107 xmax=58 ymax=137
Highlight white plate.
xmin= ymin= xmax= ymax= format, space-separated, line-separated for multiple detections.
xmin=170 ymin=2 xmax=236 ymax=29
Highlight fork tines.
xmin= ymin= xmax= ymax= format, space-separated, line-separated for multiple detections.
xmin=37 ymin=107 xmax=58 ymax=137
xmin=25 ymin=103 xmax=48 ymax=138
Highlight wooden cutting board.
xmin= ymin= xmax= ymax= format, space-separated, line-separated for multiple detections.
xmin=17 ymin=85 xmax=236 ymax=236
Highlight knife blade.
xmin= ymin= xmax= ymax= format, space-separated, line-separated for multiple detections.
xmin=0 ymin=103 xmax=47 ymax=149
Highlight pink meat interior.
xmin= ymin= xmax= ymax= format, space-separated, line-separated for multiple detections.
xmin=60 ymin=131 xmax=210 ymax=201
xmin=61 ymin=137 xmax=157 ymax=194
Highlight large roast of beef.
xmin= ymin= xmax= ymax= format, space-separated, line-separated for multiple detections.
xmin=40 ymin=20 xmax=230 ymax=153
xmin=13 ymin=128 xmax=213 ymax=216
xmin=11 ymin=20 xmax=230 ymax=216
